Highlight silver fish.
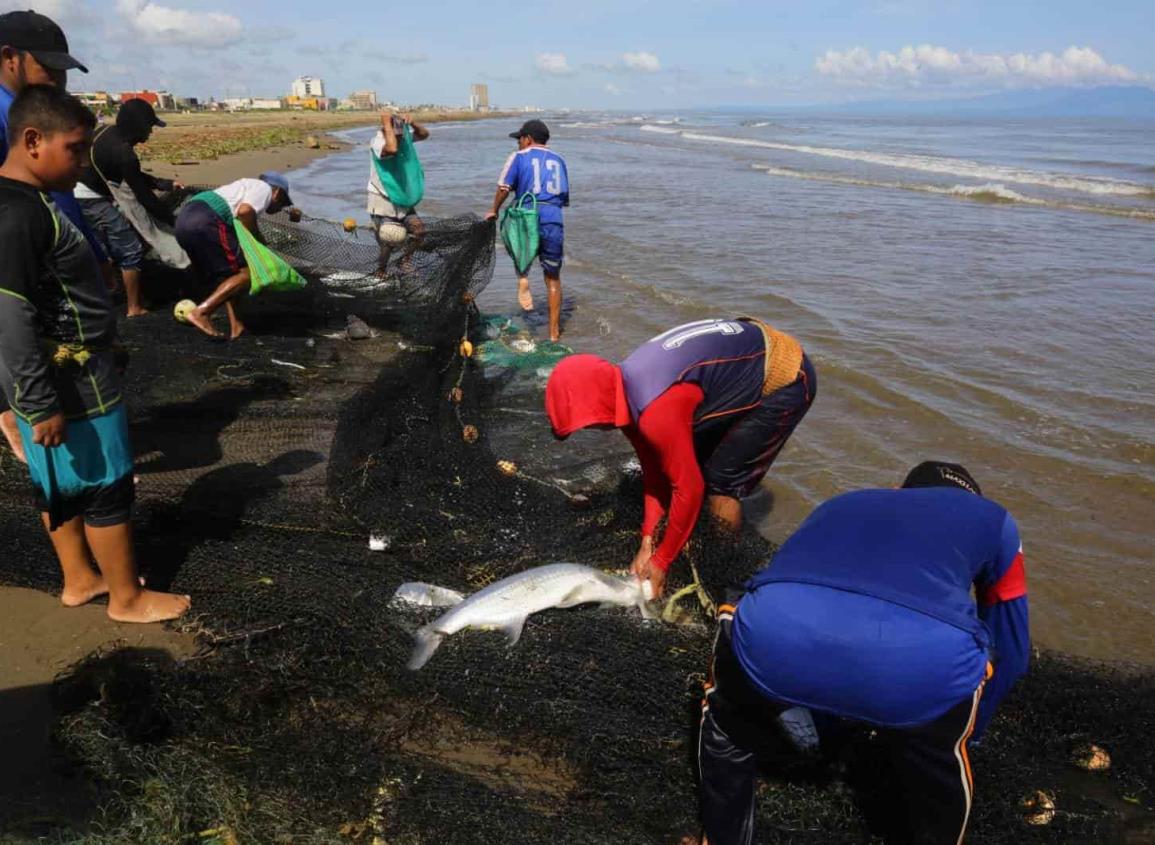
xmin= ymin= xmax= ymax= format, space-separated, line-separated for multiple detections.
xmin=407 ymin=563 xmax=654 ymax=670
xmin=392 ymin=582 xmax=467 ymax=608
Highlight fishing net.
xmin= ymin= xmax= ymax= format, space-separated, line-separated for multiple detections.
xmin=0 ymin=199 xmax=1151 ymax=845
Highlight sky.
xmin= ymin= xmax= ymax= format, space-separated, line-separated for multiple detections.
xmin=6 ymin=0 xmax=1154 ymax=108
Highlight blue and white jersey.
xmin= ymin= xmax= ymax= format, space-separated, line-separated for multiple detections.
xmin=498 ymin=146 xmax=569 ymax=223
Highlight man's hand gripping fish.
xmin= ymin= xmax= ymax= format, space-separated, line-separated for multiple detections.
xmin=407 ymin=563 xmax=656 ymax=670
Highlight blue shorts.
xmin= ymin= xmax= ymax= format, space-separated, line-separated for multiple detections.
xmin=16 ymin=404 xmax=135 ymax=528
xmin=539 ymin=221 xmax=564 ymax=276
xmin=79 ymin=197 xmax=145 ymax=271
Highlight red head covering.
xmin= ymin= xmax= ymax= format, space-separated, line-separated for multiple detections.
xmin=545 ymin=354 xmax=631 ymax=438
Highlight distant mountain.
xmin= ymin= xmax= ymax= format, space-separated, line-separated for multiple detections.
xmin=818 ymin=86 xmax=1155 ymax=118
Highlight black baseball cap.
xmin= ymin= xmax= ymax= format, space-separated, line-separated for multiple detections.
xmin=901 ymin=461 xmax=982 ymax=496
xmin=119 ymin=97 xmax=166 ymax=129
xmin=509 ymin=119 xmax=549 ymax=143
xmin=0 ymin=10 xmax=87 ymax=73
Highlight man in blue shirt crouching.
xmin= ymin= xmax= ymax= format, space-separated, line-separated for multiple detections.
xmin=695 ymin=461 xmax=1030 ymax=845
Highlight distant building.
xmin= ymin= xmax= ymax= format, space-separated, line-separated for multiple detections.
xmin=348 ymin=90 xmax=378 ymax=110
xmin=291 ymin=76 xmax=325 ymax=99
xmin=119 ymin=90 xmax=176 ymax=110
xmin=469 ymin=83 xmax=489 ymax=112
xmin=175 ymin=96 xmax=200 ymax=110
xmin=285 ymin=95 xmax=336 ymax=111
xmin=75 ymin=91 xmax=113 ymax=109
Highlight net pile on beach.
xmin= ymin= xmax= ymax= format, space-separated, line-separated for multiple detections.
xmin=0 ymin=207 xmax=1151 ymax=844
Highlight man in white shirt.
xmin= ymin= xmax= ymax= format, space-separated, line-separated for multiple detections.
xmin=174 ymin=173 xmax=291 ymax=339
xmin=368 ymin=112 xmax=427 ymax=275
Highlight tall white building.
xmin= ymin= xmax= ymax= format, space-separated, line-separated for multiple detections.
xmin=469 ymin=83 xmax=489 ymax=112
xmin=291 ymin=76 xmax=326 ymax=99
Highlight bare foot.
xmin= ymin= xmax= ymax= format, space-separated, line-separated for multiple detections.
xmin=185 ymin=307 xmax=223 ymax=338
xmin=108 ymin=589 xmax=191 ymax=623
xmin=517 ymin=282 xmax=534 ymax=312
xmin=0 ymin=410 xmax=26 ymax=464
xmin=126 ymin=307 xmax=150 ymax=318
xmin=549 ymin=333 xmax=561 ymax=343
xmin=229 ymin=322 xmax=247 ymax=341
xmin=61 ymin=573 xmax=109 ymax=607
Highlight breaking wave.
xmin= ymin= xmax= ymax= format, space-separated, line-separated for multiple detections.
xmin=641 ymin=126 xmax=1155 ymax=198
xmin=752 ymin=164 xmax=1155 ymax=220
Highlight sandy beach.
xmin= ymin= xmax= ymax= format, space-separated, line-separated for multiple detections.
xmin=0 ymin=131 xmax=380 ymax=827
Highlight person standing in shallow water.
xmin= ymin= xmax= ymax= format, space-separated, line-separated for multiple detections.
xmin=487 ymin=119 xmax=569 ymax=342
xmin=545 ymin=317 xmax=815 ymax=598
xmin=368 ymin=110 xmax=428 ymax=275
xmin=688 ymin=462 xmax=1030 ymax=845
xmin=0 ymin=85 xmax=191 ymax=623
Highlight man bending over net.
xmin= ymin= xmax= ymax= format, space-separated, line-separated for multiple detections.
xmin=174 ymin=173 xmax=293 ymax=339
xmin=546 ymin=317 xmax=815 ymax=599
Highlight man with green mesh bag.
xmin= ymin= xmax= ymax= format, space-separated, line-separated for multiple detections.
xmin=174 ymin=172 xmax=298 ymax=340
xmin=368 ymin=112 xmax=428 ymax=276
xmin=487 ymin=120 xmax=569 ymax=342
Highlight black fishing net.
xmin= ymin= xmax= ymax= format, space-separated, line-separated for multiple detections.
xmin=0 ymin=205 xmax=1151 ymax=844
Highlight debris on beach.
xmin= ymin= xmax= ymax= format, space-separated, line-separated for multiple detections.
xmin=346 ymin=315 xmax=373 ymax=340
xmin=1071 ymin=742 xmax=1112 ymax=771
xmin=1020 ymin=790 xmax=1057 ymax=826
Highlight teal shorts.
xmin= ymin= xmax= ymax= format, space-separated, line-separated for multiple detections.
xmin=17 ymin=404 xmax=135 ymax=529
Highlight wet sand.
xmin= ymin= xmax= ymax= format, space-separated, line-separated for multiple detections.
xmin=0 ymin=134 xmax=360 ymax=814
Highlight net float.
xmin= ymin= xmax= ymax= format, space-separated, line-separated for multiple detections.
xmin=173 ymin=299 xmax=197 ymax=324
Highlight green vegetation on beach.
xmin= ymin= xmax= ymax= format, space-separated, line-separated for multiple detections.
xmin=137 ymin=109 xmax=519 ymax=164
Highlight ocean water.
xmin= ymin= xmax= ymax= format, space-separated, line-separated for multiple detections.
xmin=292 ymin=111 xmax=1155 ymax=664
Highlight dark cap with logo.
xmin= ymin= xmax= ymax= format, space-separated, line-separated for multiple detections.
xmin=0 ymin=10 xmax=88 ymax=73
xmin=901 ymin=461 xmax=982 ymax=496
xmin=118 ymin=98 xmax=166 ymax=133
xmin=509 ymin=119 xmax=550 ymax=144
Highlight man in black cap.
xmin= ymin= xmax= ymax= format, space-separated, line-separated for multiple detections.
xmin=487 ymin=119 xmax=569 ymax=342
xmin=689 ymin=460 xmax=1030 ymax=845
xmin=0 ymin=8 xmax=110 ymax=464
xmin=77 ymin=97 xmax=187 ymax=317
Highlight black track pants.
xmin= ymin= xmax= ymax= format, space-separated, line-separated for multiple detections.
xmin=698 ymin=606 xmax=989 ymax=845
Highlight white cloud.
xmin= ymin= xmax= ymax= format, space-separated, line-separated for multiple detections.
xmin=535 ymin=52 xmax=572 ymax=75
xmin=1 ymin=0 xmax=95 ymax=24
xmin=816 ymin=45 xmax=1140 ymax=88
xmin=116 ymin=0 xmax=243 ymax=48
xmin=622 ymin=51 xmax=661 ymax=73
xmin=604 ymin=82 xmax=622 ymax=95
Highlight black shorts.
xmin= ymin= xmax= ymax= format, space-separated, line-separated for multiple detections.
xmin=32 ymin=472 xmax=135 ymax=528
xmin=694 ymin=354 xmax=817 ymax=499
xmin=175 ymin=199 xmax=243 ymax=287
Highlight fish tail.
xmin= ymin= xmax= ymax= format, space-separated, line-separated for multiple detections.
xmin=407 ymin=625 xmax=443 ymax=671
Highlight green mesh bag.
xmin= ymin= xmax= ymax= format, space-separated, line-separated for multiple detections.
xmin=499 ymin=193 xmax=539 ymax=275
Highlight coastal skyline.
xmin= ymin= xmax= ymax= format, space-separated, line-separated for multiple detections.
xmin=7 ymin=0 xmax=1154 ymax=108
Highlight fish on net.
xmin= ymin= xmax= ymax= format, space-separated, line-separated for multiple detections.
xmin=0 ymin=202 xmax=1150 ymax=844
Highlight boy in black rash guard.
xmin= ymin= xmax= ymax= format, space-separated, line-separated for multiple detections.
xmin=0 ymin=85 xmax=190 ymax=623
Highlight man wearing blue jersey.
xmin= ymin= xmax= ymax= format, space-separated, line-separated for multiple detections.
xmin=695 ymin=462 xmax=1030 ymax=845
xmin=487 ymin=119 xmax=569 ymax=342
